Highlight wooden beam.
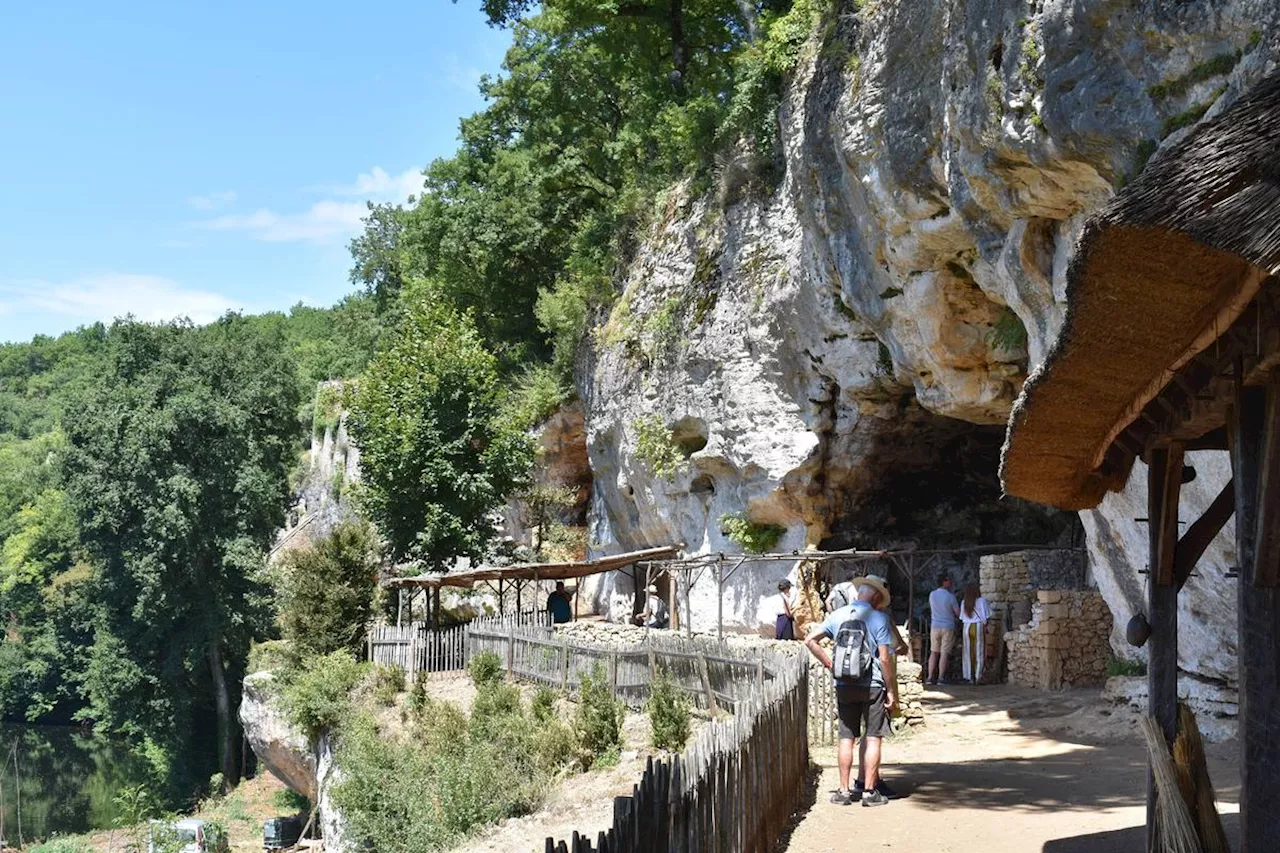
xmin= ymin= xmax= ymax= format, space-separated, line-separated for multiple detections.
xmin=1185 ymin=426 xmax=1228 ymax=451
xmin=1253 ymin=377 xmax=1280 ymax=588
xmin=1146 ymin=446 xmax=1182 ymax=853
xmin=1229 ymin=377 xmax=1280 ymax=851
xmin=1173 ymin=478 xmax=1235 ymax=591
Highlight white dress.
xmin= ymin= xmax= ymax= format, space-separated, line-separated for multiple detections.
xmin=959 ymin=597 xmax=991 ymax=682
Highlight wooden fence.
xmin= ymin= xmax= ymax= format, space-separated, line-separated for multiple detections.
xmin=367 ymin=609 xmax=550 ymax=677
xmin=465 ymin=626 xmax=777 ymax=713
xmin=539 ymin=649 xmax=810 ymax=853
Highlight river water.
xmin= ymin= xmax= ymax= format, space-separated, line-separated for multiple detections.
xmin=0 ymin=722 xmax=154 ymax=843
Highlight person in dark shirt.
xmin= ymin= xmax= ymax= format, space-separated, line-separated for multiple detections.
xmin=547 ymin=581 xmax=573 ymax=624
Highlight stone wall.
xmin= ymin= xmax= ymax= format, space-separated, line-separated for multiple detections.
xmin=1006 ymin=591 xmax=1113 ymax=690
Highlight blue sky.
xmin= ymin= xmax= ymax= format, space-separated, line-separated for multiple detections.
xmin=0 ymin=1 xmax=510 ymax=344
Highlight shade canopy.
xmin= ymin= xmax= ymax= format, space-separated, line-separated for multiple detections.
xmin=386 ymin=545 xmax=682 ymax=589
xmin=1001 ymin=71 xmax=1280 ymax=510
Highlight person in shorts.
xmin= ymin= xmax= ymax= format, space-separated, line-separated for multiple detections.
xmin=927 ymin=573 xmax=960 ymax=686
xmin=804 ymin=575 xmax=899 ymax=807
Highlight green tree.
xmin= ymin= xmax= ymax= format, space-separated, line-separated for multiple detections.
xmin=347 ymin=285 xmax=533 ymax=568
xmin=60 ymin=316 xmax=300 ymax=791
xmin=277 ymin=520 xmax=381 ymax=661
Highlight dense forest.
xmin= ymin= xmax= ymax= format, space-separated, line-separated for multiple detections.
xmin=0 ymin=0 xmax=821 ymax=807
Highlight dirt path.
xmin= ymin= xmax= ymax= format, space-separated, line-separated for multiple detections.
xmin=778 ymin=684 xmax=1241 ymax=853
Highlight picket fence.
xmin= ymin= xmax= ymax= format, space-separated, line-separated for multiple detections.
xmin=537 ymin=647 xmax=810 ymax=853
xmin=366 ymin=609 xmax=550 ymax=677
xmin=465 ymin=625 xmax=778 ymax=713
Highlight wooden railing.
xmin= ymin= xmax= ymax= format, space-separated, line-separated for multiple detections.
xmin=465 ymin=626 xmax=777 ymax=713
xmin=366 ymin=609 xmax=550 ymax=677
xmin=537 ymin=647 xmax=810 ymax=853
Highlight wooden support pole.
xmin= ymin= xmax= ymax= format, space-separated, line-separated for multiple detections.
xmin=433 ymin=586 xmax=441 ymax=631
xmin=1173 ymin=478 xmax=1235 ymax=591
xmin=1146 ymin=445 xmax=1182 ymax=853
xmin=1232 ymin=377 xmax=1280 ymax=851
xmin=717 ymin=558 xmax=724 ymax=642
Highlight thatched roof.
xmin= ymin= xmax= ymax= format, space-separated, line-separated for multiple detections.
xmin=1001 ymin=71 xmax=1280 ymax=510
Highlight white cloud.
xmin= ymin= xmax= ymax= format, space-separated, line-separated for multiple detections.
xmin=331 ymin=166 xmax=424 ymax=201
xmin=198 ymin=166 xmax=422 ymax=244
xmin=202 ymin=200 xmax=369 ymax=244
xmin=187 ymin=190 xmax=237 ymax=210
xmin=0 ymin=274 xmax=240 ymax=326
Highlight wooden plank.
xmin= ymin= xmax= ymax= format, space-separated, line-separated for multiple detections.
xmin=1173 ymin=478 xmax=1235 ymax=591
xmin=1231 ymin=380 xmax=1280 ymax=851
xmin=1254 ymin=377 xmax=1280 ymax=588
xmin=1145 ymin=446 xmax=1182 ymax=853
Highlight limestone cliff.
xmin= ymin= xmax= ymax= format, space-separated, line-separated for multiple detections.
xmin=578 ymin=0 xmax=1280 ymax=684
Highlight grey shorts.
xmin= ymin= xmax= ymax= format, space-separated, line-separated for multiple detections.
xmin=836 ymin=686 xmax=891 ymax=740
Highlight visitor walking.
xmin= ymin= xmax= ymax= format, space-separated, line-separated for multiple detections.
xmin=547 ymin=581 xmax=573 ymax=624
xmin=804 ymin=574 xmax=898 ymax=807
xmin=927 ymin=573 xmax=960 ymax=686
xmin=826 ymin=569 xmax=856 ymax=613
xmin=959 ymin=583 xmax=991 ymax=684
xmin=775 ymin=579 xmax=797 ymax=640
xmin=633 ymin=584 xmax=669 ymax=628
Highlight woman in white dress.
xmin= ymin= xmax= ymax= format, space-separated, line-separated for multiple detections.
xmin=959 ymin=583 xmax=991 ymax=683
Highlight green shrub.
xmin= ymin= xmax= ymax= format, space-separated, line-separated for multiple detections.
xmin=647 ymin=668 xmax=692 ymax=751
xmin=277 ymin=520 xmax=380 ymax=660
xmin=468 ymin=650 xmax=504 ymax=687
xmin=986 ymin=308 xmax=1028 ymax=354
xmin=470 ymin=682 xmax=524 ymax=740
xmin=633 ymin=414 xmax=686 ymax=480
xmin=406 ymin=670 xmax=429 ymax=715
xmin=372 ymin=665 xmax=406 ymax=706
xmin=576 ymin=666 xmax=624 ymax=768
xmin=504 ymin=363 xmax=573 ymax=431
xmin=29 ymin=838 xmax=95 ymax=853
xmin=719 ymin=513 xmax=786 ymax=554
xmin=273 ymin=787 xmax=312 ymax=812
xmin=312 ymin=383 xmax=346 ymax=439
xmin=247 ymin=639 xmax=295 ymax=674
xmin=532 ymin=686 xmax=557 ymax=722
xmin=1107 ymin=657 xmax=1147 ymax=677
xmin=281 ymin=651 xmax=369 ymax=740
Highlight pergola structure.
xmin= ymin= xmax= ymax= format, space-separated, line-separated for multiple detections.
xmin=1001 ymin=71 xmax=1280 ymax=851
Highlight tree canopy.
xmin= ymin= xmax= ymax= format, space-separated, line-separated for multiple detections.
xmin=348 ymin=285 xmax=533 ymax=569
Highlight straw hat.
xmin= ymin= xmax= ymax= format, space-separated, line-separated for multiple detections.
xmin=646 ymin=584 xmax=659 ymax=595
xmin=851 ymin=574 xmax=891 ymax=610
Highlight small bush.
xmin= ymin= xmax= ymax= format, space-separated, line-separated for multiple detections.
xmin=372 ymin=665 xmax=406 ymax=706
xmin=504 ymin=363 xmax=573 ymax=430
xmin=576 ymin=666 xmax=624 ymax=768
xmin=986 ymin=307 xmax=1028 ymax=354
xmin=647 ymin=668 xmax=692 ymax=751
xmin=719 ymin=513 xmax=786 ymax=554
xmin=273 ymin=787 xmax=312 ymax=812
xmin=1107 ymin=657 xmax=1147 ymax=677
xmin=247 ymin=639 xmax=294 ymax=674
xmin=406 ymin=670 xmax=429 ymax=715
xmin=29 ymin=839 xmax=95 ymax=853
xmin=281 ymin=651 xmax=369 ymax=740
xmin=532 ymin=686 xmax=557 ymax=722
xmin=468 ymin=650 xmax=504 ymax=687
xmin=277 ymin=520 xmax=380 ymax=660
xmin=471 ymin=682 xmax=524 ymax=740
xmin=633 ymin=414 xmax=686 ymax=480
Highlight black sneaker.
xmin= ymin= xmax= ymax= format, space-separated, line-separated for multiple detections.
xmin=829 ymin=789 xmax=854 ymax=805
xmin=861 ymin=790 xmax=889 ymax=807
xmin=852 ymin=781 xmax=865 ymax=797
xmin=875 ymin=780 xmax=902 ymax=800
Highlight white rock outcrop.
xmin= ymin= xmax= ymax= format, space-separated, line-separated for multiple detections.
xmin=578 ymin=1 xmax=1280 ymax=685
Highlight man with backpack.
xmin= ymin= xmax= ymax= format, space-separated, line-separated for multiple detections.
xmin=804 ymin=574 xmax=898 ymax=807
xmin=825 ymin=569 xmax=856 ymax=613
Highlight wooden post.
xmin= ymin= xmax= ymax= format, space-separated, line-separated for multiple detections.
xmin=684 ymin=569 xmax=693 ymax=638
xmin=697 ymin=654 xmax=719 ymax=715
xmin=1146 ymin=444 xmax=1183 ymax=852
xmin=433 ymin=587 xmax=441 ymax=631
xmin=561 ymin=637 xmax=570 ymax=690
xmin=507 ymin=626 xmax=515 ymax=679
xmin=717 ymin=559 xmax=724 ymax=641
xmin=1232 ymin=377 xmax=1280 ymax=850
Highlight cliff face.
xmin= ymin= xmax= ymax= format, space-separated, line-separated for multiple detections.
xmin=580 ymin=0 xmax=1279 ymax=679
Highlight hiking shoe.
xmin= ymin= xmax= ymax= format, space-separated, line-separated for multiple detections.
xmin=875 ymin=781 xmax=902 ymax=800
xmin=861 ymin=790 xmax=889 ymax=807
xmin=829 ymin=789 xmax=855 ymax=805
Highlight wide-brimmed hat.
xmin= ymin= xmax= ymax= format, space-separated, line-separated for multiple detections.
xmin=646 ymin=584 xmax=659 ymax=594
xmin=851 ymin=574 xmax=891 ymax=610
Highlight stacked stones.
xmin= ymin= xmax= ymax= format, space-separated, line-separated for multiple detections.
xmin=1006 ymin=590 xmax=1113 ymax=689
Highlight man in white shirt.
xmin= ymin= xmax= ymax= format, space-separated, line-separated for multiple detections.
xmin=927 ymin=573 xmax=960 ymax=686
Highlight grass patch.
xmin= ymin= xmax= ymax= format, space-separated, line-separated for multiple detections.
xmin=1162 ymin=88 xmax=1225 ymax=137
xmin=1148 ymin=51 xmax=1239 ymax=101
xmin=1107 ymin=657 xmax=1147 ymax=677
xmin=719 ymin=512 xmax=786 ymax=554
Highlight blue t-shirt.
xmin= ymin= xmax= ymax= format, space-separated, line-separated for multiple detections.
xmin=818 ymin=601 xmax=894 ymax=689
xmin=548 ymin=592 xmax=572 ymax=623
xmin=929 ymin=587 xmax=960 ymax=629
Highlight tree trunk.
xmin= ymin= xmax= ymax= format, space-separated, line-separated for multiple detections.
xmin=209 ymin=640 xmax=239 ymax=790
xmin=668 ymin=0 xmax=688 ymax=96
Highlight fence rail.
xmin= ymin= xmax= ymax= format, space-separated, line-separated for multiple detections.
xmin=366 ymin=609 xmax=550 ymax=677
xmin=536 ymin=649 xmax=809 ymax=853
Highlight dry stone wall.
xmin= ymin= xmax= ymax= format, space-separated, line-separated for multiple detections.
xmin=1006 ymin=591 xmax=1113 ymax=689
